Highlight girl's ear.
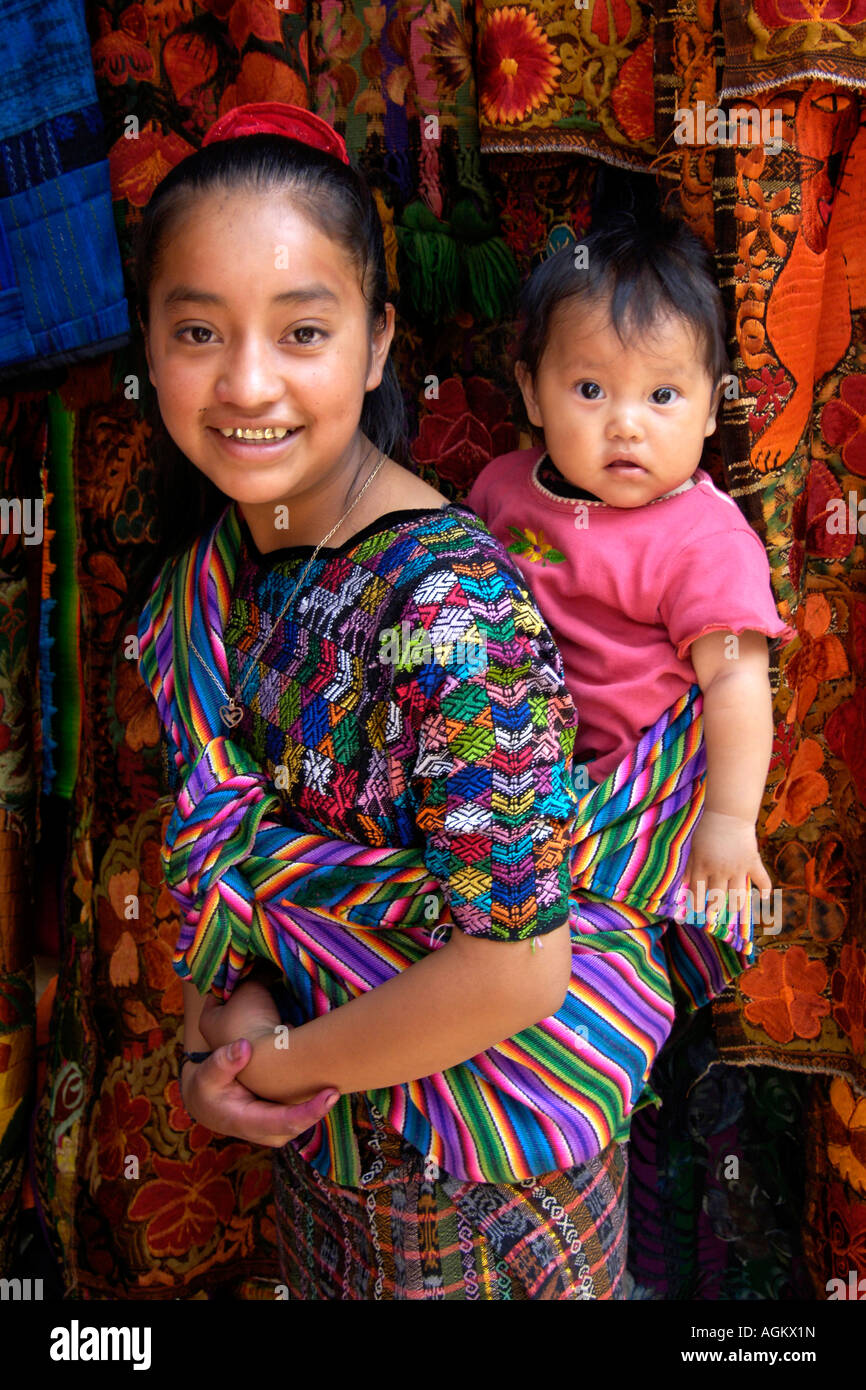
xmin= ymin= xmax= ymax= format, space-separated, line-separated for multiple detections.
xmin=365 ymin=302 xmax=397 ymax=392
xmin=514 ymin=360 xmax=543 ymax=428
xmin=139 ymin=314 xmax=157 ymax=387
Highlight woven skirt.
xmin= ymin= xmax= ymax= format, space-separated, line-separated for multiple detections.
xmin=273 ymin=1096 xmax=628 ymax=1300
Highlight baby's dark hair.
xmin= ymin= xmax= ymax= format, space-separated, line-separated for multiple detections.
xmin=122 ymin=133 xmax=407 ymax=633
xmin=515 ymin=213 xmax=731 ymax=393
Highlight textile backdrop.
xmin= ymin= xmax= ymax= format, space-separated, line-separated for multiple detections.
xmin=0 ymin=0 xmax=862 ymax=1297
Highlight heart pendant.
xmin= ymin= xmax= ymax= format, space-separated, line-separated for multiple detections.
xmin=219 ymin=704 xmax=243 ymax=729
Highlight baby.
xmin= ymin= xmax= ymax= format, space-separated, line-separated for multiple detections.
xmin=468 ymin=214 xmax=794 ymax=928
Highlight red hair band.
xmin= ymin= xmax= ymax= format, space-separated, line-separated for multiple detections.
xmin=202 ymin=102 xmax=350 ymax=166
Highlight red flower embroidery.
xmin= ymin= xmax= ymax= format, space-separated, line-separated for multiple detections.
xmin=754 ymin=0 xmax=866 ymax=24
xmin=91 ymin=5 xmax=155 ymax=87
xmin=478 ymin=7 xmax=560 ymax=126
xmin=109 ymin=123 xmax=195 ymax=208
xmin=789 ymin=459 xmax=855 ymax=587
xmin=831 ymin=942 xmax=866 ymax=1057
xmin=225 ymin=0 xmax=283 ymax=51
xmin=94 ymin=1078 xmax=151 ymax=1181
xmin=764 ymin=737 xmax=828 ymax=833
xmin=165 ymin=1079 xmax=212 ymax=1152
xmin=128 ymin=1148 xmax=240 ymax=1255
xmin=239 ymin=1164 xmax=272 ymax=1213
xmin=825 ymin=1181 xmax=866 ymax=1283
xmin=826 ymin=1078 xmax=866 ymax=1197
xmin=412 ymin=377 xmax=519 ymax=493
xmin=747 ymin=366 xmax=793 ymax=430
xmin=218 ymin=52 xmax=308 ymax=114
xmin=784 ymin=593 xmax=848 ymax=724
xmin=162 ymin=32 xmax=218 ymax=101
xmin=772 ymin=837 xmax=849 ymax=943
xmin=740 ymin=944 xmax=830 ymax=1043
xmin=851 ymin=598 xmax=866 ymax=679
xmin=822 ymin=375 xmax=866 ymax=478
xmin=825 ymin=687 xmax=866 ymax=804
xmin=768 ymin=717 xmax=797 ymax=776
xmin=590 ymin=0 xmax=635 ymax=43
xmin=610 ymin=36 xmax=654 ymax=144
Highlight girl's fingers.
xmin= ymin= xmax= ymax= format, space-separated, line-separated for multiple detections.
xmin=283 ymin=1089 xmax=341 ymax=1131
xmin=189 ymin=1047 xmax=340 ymax=1146
xmin=231 ymin=1091 xmax=340 ymax=1148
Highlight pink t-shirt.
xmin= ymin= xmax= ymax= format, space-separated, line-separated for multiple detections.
xmin=467 ymin=447 xmax=794 ymax=782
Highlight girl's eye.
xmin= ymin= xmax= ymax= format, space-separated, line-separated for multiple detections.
xmin=651 ymin=386 xmax=678 ymax=404
xmin=287 ymin=325 xmax=325 ymax=345
xmin=176 ymin=325 xmax=215 ymax=345
xmin=577 ymin=381 xmax=602 ymax=400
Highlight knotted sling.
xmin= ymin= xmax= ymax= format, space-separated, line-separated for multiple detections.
xmin=137 ymin=503 xmax=752 ymax=1185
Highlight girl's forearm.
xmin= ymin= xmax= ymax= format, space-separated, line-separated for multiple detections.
xmin=702 ymin=666 xmax=773 ymax=821
xmin=236 ymin=925 xmax=571 ymax=1104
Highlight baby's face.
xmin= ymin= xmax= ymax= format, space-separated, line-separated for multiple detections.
xmin=515 ymin=297 xmax=720 ymax=507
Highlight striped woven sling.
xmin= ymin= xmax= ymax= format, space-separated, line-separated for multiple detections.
xmin=137 ymin=503 xmax=753 ymax=1186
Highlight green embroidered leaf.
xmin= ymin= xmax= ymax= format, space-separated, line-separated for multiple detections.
xmin=506 ymin=525 xmax=532 ymax=555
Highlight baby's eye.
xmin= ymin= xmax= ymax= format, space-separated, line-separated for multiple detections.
xmin=177 ymin=325 xmax=215 ymax=345
xmin=651 ymin=386 xmax=679 ymax=404
xmin=576 ymin=381 xmax=602 ymax=400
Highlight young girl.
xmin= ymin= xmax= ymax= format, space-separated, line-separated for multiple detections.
xmin=468 ymin=215 xmax=794 ymax=934
xmin=134 ymin=103 xmax=637 ymax=1301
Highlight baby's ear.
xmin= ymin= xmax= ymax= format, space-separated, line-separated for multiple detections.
xmin=705 ymin=375 xmax=726 ymax=433
xmin=515 ymin=360 xmax=542 ymax=428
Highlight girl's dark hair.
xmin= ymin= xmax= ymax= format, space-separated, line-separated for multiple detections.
xmin=123 ymin=133 xmax=407 ymax=634
xmin=515 ymin=211 xmax=730 ymax=400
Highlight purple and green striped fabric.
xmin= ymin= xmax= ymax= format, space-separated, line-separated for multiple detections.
xmin=137 ymin=500 xmax=750 ymax=1185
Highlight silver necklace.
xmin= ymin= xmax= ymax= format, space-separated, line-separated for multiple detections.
xmin=189 ymin=449 xmax=386 ymax=730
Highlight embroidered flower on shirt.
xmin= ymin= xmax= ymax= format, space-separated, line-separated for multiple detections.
xmin=506 ymin=526 xmax=565 ymax=565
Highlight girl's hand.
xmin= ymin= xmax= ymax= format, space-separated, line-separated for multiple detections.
xmin=199 ymin=977 xmax=285 ymax=1052
xmin=182 ymin=1039 xmax=339 ymax=1148
xmin=682 ymin=811 xmax=773 ymax=925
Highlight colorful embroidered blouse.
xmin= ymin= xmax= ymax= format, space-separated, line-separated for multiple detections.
xmin=223 ymin=501 xmax=578 ymax=941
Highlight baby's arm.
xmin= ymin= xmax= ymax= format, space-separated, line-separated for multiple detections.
xmin=196 ymin=974 xmax=284 ymax=1052
xmin=200 ymin=922 xmax=571 ymax=1105
xmin=686 ymin=629 xmax=774 ymax=919
xmin=181 ymin=977 xmax=340 ymax=1145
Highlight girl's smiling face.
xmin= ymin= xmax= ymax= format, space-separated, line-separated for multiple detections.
xmin=144 ymin=188 xmax=394 ymax=542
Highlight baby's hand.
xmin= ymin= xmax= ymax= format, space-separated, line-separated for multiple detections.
xmin=199 ymin=977 xmax=286 ymax=1052
xmin=682 ymin=811 xmax=772 ymax=925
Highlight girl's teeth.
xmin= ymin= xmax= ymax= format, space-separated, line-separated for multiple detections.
xmin=218 ymin=427 xmax=291 ymax=440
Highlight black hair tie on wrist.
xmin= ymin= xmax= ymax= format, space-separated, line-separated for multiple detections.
xmin=180 ymin=1049 xmax=213 ymax=1066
